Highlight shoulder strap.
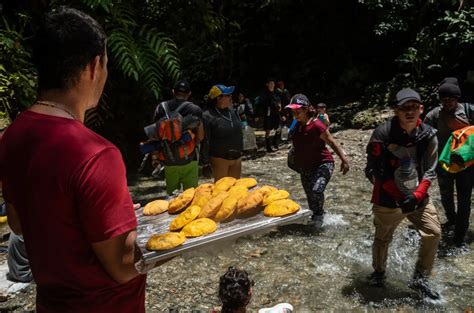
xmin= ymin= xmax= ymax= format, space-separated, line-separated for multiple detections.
xmin=173 ymin=101 xmax=191 ymax=115
xmin=464 ymin=102 xmax=472 ymax=124
xmin=160 ymin=101 xmax=170 ymax=119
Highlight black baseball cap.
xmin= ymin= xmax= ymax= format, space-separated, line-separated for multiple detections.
xmin=174 ymin=79 xmax=191 ymax=93
xmin=394 ymin=88 xmax=422 ymax=107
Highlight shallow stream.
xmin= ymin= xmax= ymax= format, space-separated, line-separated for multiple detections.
xmin=129 ymin=130 xmax=474 ymax=312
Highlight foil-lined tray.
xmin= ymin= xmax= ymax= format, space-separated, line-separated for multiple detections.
xmin=136 ymin=206 xmax=312 ymax=264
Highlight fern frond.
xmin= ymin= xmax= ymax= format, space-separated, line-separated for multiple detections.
xmin=108 ymin=28 xmax=142 ymax=81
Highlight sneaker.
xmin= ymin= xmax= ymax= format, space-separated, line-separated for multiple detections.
xmin=258 ymin=303 xmax=293 ymax=313
xmin=312 ymin=214 xmax=324 ymax=229
xmin=409 ymin=274 xmax=440 ymax=300
xmin=368 ymin=271 xmax=386 ymax=288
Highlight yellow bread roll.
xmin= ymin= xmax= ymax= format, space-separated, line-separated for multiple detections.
xmin=168 ymin=187 xmax=196 ymax=214
xmin=234 ymin=177 xmax=257 ymax=188
xmin=264 ymin=199 xmax=300 ymax=217
xmin=146 ymin=232 xmax=186 ymax=251
xmin=214 ymin=196 xmax=239 ymax=222
xmin=258 ymin=185 xmax=278 ymax=197
xmin=194 ymin=183 xmax=214 ymax=198
xmin=191 ymin=194 xmax=211 ymax=208
xmin=181 ymin=218 xmax=217 ymax=237
xmin=212 ymin=177 xmax=237 ymax=195
xmin=262 ymin=190 xmax=290 ymax=206
xmin=227 ymin=185 xmax=248 ymax=198
xmin=169 ymin=205 xmax=201 ymax=231
xmin=237 ymin=189 xmax=264 ymax=215
xmin=143 ymin=199 xmax=169 ymax=216
xmin=199 ymin=191 xmax=229 ymax=218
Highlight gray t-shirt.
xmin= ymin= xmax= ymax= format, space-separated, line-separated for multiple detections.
xmin=424 ymin=102 xmax=473 ymax=150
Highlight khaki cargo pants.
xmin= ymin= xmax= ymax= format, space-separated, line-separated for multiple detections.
xmin=372 ymin=201 xmax=441 ymax=276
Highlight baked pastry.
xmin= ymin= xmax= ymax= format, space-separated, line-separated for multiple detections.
xmin=264 ymin=199 xmax=300 ymax=217
xmin=191 ymin=194 xmax=211 ymax=208
xmin=146 ymin=232 xmax=186 ymax=251
xmin=169 ymin=205 xmax=201 ymax=231
xmin=181 ymin=218 xmax=218 ymax=237
xmin=143 ymin=199 xmax=169 ymax=216
xmin=215 ymin=186 xmax=249 ymax=221
xmin=258 ymin=185 xmax=278 ymax=197
xmin=212 ymin=177 xmax=237 ymax=195
xmin=237 ymin=189 xmax=264 ymax=216
xmin=193 ymin=183 xmax=214 ymax=198
xmin=227 ymin=185 xmax=248 ymax=199
xmin=214 ymin=196 xmax=238 ymax=222
xmin=198 ymin=191 xmax=229 ymax=218
xmin=262 ymin=190 xmax=290 ymax=206
xmin=168 ymin=187 xmax=196 ymax=214
xmin=234 ymin=177 xmax=257 ymax=188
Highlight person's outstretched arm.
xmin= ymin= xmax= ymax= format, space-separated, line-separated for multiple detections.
xmin=320 ymin=129 xmax=349 ymax=174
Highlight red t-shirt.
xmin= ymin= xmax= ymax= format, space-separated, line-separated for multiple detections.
xmin=292 ymin=118 xmax=334 ymax=170
xmin=0 ymin=111 xmax=146 ymax=313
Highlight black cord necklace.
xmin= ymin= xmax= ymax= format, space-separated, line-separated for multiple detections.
xmin=36 ymin=100 xmax=78 ymax=120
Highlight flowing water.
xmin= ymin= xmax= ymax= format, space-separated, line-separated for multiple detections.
xmin=129 ymin=130 xmax=474 ymax=312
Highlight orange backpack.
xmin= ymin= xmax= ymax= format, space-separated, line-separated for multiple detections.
xmin=155 ymin=101 xmax=196 ymax=163
xmin=439 ymin=125 xmax=474 ymax=173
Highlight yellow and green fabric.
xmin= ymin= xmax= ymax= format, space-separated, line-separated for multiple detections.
xmin=439 ymin=125 xmax=474 ymax=173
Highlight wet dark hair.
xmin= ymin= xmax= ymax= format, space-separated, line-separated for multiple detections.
xmin=33 ymin=7 xmax=107 ymax=91
xmin=219 ymin=267 xmax=253 ymax=313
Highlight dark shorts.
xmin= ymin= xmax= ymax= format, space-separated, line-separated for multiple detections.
xmin=264 ymin=115 xmax=280 ymax=131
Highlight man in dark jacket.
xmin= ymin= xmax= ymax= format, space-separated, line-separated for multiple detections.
xmin=365 ymin=88 xmax=441 ymax=300
xmin=259 ymin=78 xmax=282 ymax=152
xmin=424 ymin=79 xmax=473 ymax=248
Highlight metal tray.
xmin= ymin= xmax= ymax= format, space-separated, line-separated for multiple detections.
xmin=136 ymin=206 xmax=312 ymax=264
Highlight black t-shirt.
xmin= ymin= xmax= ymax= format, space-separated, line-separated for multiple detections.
xmin=259 ymin=90 xmax=281 ymax=117
xmin=203 ymin=107 xmax=243 ymax=160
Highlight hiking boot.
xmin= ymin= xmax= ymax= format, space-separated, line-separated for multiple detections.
xmin=409 ymin=272 xmax=440 ymax=300
xmin=265 ymin=138 xmax=275 ymax=153
xmin=368 ymin=271 xmax=386 ymax=288
xmin=272 ymin=135 xmax=279 ymax=150
xmin=441 ymin=221 xmax=455 ymax=233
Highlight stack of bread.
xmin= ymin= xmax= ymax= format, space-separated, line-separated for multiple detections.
xmin=145 ymin=177 xmax=300 ymax=251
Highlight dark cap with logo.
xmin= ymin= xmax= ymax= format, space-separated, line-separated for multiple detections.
xmin=174 ymin=79 xmax=191 ymax=93
xmin=286 ymin=94 xmax=311 ymax=109
xmin=394 ymin=88 xmax=422 ymax=107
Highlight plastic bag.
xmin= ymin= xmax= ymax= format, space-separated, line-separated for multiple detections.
xmin=281 ymin=126 xmax=289 ymax=141
xmin=242 ymin=125 xmax=257 ymax=151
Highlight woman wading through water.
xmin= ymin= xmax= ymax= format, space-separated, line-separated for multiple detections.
xmin=287 ymin=94 xmax=350 ymax=228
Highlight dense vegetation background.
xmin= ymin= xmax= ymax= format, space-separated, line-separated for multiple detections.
xmin=1 ymin=0 xmax=474 ymax=168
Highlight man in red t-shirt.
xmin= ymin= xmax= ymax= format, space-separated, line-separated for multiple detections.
xmin=0 ymin=8 xmax=152 ymax=312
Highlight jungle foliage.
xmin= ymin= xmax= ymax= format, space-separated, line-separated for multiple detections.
xmin=1 ymin=0 xmax=473 ymax=164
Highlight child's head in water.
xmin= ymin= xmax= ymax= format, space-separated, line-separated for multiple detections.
xmin=219 ymin=267 xmax=254 ymax=313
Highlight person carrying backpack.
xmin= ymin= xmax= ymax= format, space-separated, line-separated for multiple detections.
xmin=424 ymin=78 xmax=474 ymax=248
xmin=152 ymin=79 xmax=204 ymax=194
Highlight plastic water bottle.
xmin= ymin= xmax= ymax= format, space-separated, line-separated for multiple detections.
xmin=281 ymin=126 xmax=289 ymax=141
xmin=394 ymin=158 xmax=419 ymax=195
